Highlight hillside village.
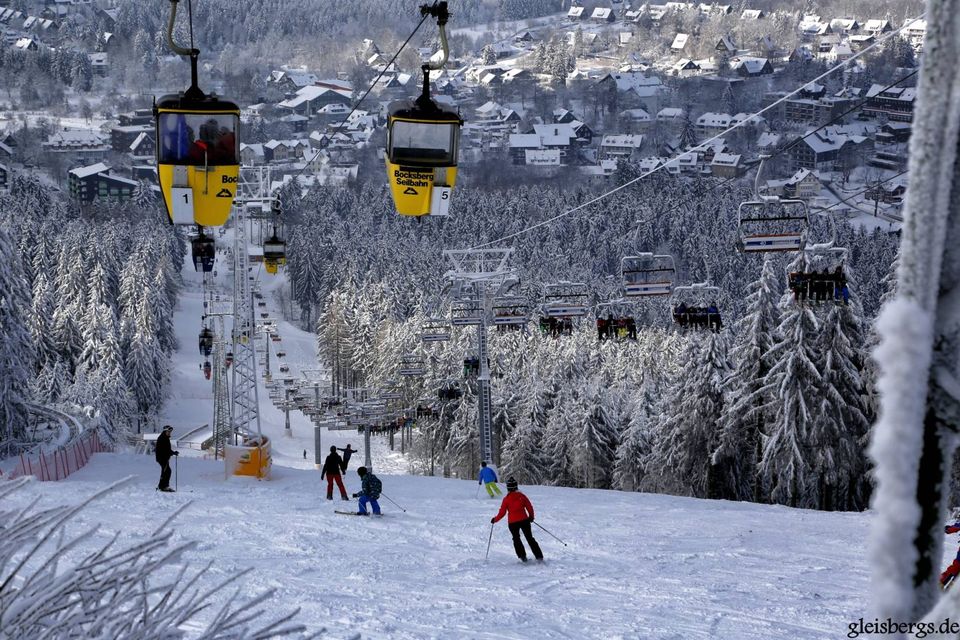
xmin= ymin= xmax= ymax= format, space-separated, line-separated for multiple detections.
xmin=0 ymin=0 xmax=919 ymax=224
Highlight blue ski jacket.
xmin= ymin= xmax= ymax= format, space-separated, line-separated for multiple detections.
xmin=478 ymin=466 xmax=497 ymax=484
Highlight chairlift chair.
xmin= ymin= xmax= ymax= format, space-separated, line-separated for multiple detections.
xmin=541 ymin=281 xmax=590 ymax=318
xmin=198 ymin=326 xmax=213 ymax=356
xmin=595 ymin=299 xmax=637 ymax=341
xmin=789 ymin=245 xmax=850 ymax=304
xmin=263 ymin=228 xmax=286 ymax=275
xmin=737 ymin=196 xmax=810 ymax=253
xmin=450 ymin=299 xmax=484 ymax=326
xmin=621 ymin=254 xmax=676 ymax=297
xmin=492 ymin=295 xmax=529 ymax=327
xmin=421 ymin=317 xmax=452 ymax=342
xmin=399 ymin=354 xmax=427 ymax=376
xmin=671 ymin=283 xmax=723 ymax=332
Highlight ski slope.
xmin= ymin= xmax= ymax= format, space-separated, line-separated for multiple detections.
xmin=7 ymin=452 xmax=877 ymax=640
xmin=9 ymin=233 xmax=888 ymax=639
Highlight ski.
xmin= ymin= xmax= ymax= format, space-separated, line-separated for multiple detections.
xmin=334 ymin=510 xmax=383 ymax=516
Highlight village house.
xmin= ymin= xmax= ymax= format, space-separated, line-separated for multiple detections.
xmin=68 ymin=163 xmax=137 ymax=204
xmin=278 ymin=85 xmax=352 ymax=117
xmin=0 ymin=163 xmax=8 ymax=191
xmin=508 ymin=123 xmax=581 ymax=166
xmin=599 ymin=134 xmax=644 ymax=161
xmin=43 ymin=130 xmax=110 ymax=161
xmin=110 ymin=124 xmax=153 ymax=153
xmin=695 ymin=112 xmax=732 ymax=138
xmin=591 ymin=7 xmax=615 ymax=23
xmin=128 ymin=132 xmax=154 ymax=161
xmin=710 ymin=152 xmax=742 ymax=178
xmin=863 ymin=84 xmax=917 ymax=122
xmin=730 ymin=56 xmax=773 ymax=77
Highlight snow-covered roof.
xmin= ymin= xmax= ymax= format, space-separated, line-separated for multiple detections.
xmin=69 ymin=162 xmax=110 ymax=178
xmin=863 ymin=19 xmax=892 ymax=32
xmin=741 ymin=9 xmax=764 ymax=20
xmin=567 ymin=6 xmax=584 ymax=17
xmin=599 ymin=72 xmax=663 ymax=92
xmin=757 ymin=132 xmax=781 ymax=148
xmin=601 ymin=134 xmax=644 ymax=148
xmin=671 ymin=33 xmax=689 ymax=50
xmin=657 ymin=107 xmax=685 ymax=120
xmin=731 ymin=57 xmax=770 ymax=74
xmin=622 ymin=108 xmax=652 ymax=121
xmin=696 ymin=112 xmax=732 ymax=128
xmin=591 ymin=7 xmax=612 ymax=19
xmin=278 ymin=85 xmax=351 ymax=109
xmin=45 ymin=130 xmax=108 ymax=147
xmin=508 ymin=134 xmax=541 ymax=149
xmin=865 ymin=84 xmax=917 ymax=102
xmin=711 ymin=152 xmax=741 ymax=166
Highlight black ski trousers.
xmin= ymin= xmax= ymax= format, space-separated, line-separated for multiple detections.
xmin=508 ymin=518 xmax=543 ymax=560
xmin=157 ymin=457 xmax=172 ymax=490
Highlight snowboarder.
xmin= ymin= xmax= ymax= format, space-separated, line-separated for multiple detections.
xmin=490 ymin=477 xmax=543 ymax=562
xmin=337 ymin=444 xmax=356 ymax=473
xmin=321 ymin=445 xmax=349 ymax=501
xmin=942 ymin=522 xmax=960 ymax=589
xmin=155 ymin=425 xmax=179 ymax=492
xmin=478 ymin=461 xmax=502 ymax=498
xmin=352 ymin=466 xmax=382 ymax=515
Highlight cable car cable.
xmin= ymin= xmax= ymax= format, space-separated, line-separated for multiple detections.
xmin=815 ymin=169 xmax=908 ymax=214
xmin=628 ymin=70 xmax=920 ymax=232
xmin=467 ymin=14 xmax=925 ymax=251
xmin=289 ymin=13 xmax=432 ymax=184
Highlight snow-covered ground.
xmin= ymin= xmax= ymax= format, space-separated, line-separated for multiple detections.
xmin=7 ymin=451 xmax=880 ymax=640
xmin=3 ymin=226 xmax=917 ymax=639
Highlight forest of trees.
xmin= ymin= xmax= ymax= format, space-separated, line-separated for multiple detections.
xmin=0 ymin=176 xmax=182 ymax=455
xmin=282 ymin=164 xmax=898 ymax=512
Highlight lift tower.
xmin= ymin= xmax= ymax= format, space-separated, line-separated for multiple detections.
xmin=443 ymin=249 xmax=517 ymax=467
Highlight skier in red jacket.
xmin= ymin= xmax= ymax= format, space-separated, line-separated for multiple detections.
xmin=491 ymin=477 xmax=543 ymax=562
xmin=942 ymin=522 xmax=960 ymax=589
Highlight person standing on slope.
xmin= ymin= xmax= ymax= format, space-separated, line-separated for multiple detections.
xmin=337 ymin=444 xmax=356 ymax=473
xmin=353 ymin=466 xmax=382 ymax=516
xmin=321 ymin=446 xmax=349 ymax=501
xmin=942 ymin=521 xmax=960 ymax=588
xmin=155 ymin=425 xmax=179 ymax=492
xmin=478 ymin=461 xmax=502 ymax=498
xmin=491 ymin=477 xmax=543 ymax=562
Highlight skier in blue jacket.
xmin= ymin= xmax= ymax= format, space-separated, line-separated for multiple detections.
xmin=478 ymin=461 xmax=502 ymax=498
xmin=352 ymin=466 xmax=382 ymax=515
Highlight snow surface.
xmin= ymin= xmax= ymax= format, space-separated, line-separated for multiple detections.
xmin=7 ymin=451 xmax=881 ymax=640
xmin=6 ymin=228 xmax=947 ymax=639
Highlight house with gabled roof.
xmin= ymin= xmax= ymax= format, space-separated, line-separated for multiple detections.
xmin=278 ymin=85 xmax=352 ymax=116
xmin=715 ymin=35 xmax=736 ymax=54
xmin=567 ymin=5 xmax=584 ymax=20
xmin=671 ymin=33 xmax=689 ymax=52
xmin=731 ymin=56 xmax=773 ymax=76
xmin=68 ymin=163 xmax=137 ymax=204
xmin=741 ymin=9 xmax=765 ymax=20
xmin=591 ymin=7 xmax=615 ymax=22
xmin=863 ymin=19 xmax=893 ymax=35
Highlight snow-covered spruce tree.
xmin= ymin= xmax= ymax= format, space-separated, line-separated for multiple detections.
xmin=445 ymin=388 xmax=479 ymax=478
xmin=0 ymin=225 xmax=36 ymax=455
xmin=643 ymin=331 xmax=731 ymax=498
xmin=0 ymin=478 xmax=319 ymax=639
xmin=612 ymin=388 xmax=656 ymax=492
xmin=500 ymin=374 xmax=552 ymax=484
xmin=570 ymin=376 xmax=619 ymax=489
xmin=712 ymin=255 xmax=780 ymax=502
xmin=813 ymin=269 xmax=871 ymax=511
xmin=542 ymin=383 xmax=579 ymax=486
xmin=758 ymin=252 xmax=821 ymax=508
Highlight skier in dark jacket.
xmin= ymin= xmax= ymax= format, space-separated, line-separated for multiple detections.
xmin=352 ymin=466 xmax=382 ymax=515
xmin=491 ymin=478 xmax=543 ymax=562
xmin=321 ymin=446 xmax=349 ymax=500
xmin=942 ymin=522 xmax=960 ymax=589
xmin=337 ymin=444 xmax=356 ymax=473
xmin=155 ymin=425 xmax=178 ymax=492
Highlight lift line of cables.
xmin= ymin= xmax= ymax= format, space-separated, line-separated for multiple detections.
xmin=468 ymin=14 xmax=926 ymax=251
xmin=289 ymin=10 xmax=433 ymax=184
xmin=627 ymin=68 xmax=918 ymax=233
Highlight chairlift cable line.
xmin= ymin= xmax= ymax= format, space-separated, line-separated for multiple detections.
xmin=468 ymin=14 xmax=926 ymax=251
xmin=289 ymin=12 xmax=432 ymax=184
xmin=630 ymin=70 xmax=920 ymax=230
xmin=815 ymin=168 xmax=908 ymax=214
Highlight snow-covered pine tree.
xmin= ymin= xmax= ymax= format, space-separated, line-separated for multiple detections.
xmin=570 ymin=376 xmax=619 ymax=489
xmin=712 ymin=255 xmax=780 ymax=502
xmin=0 ymin=225 xmax=36 ymax=454
xmin=612 ymin=389 xmax=656 ymax=492
xmin=758 ymin=252 xmax=821 ymax=508
xmin=643 ymin=331 xmax=731 ymax=498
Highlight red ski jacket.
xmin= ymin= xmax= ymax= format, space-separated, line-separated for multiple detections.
xmin=493 ymin=491 xmax=535 ymax=524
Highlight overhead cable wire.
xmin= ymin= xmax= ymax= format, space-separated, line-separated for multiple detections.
xmin=290 ymin=14 xmax=431 ymax=183
xmin=468 ymin=14 xmax=926 ymax=251
xmin=630 ymin=70 xmax=920 ymax=229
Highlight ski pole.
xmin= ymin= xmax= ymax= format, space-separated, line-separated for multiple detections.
xmin=485 ymin=522 xmax=494 ymax=561
xmin=475 ymin=484 xmax=481 ymax=499
xmin=175 ymin=455 xmax=178 ymax=492
xmin=533 ymin=520 xmax=567 ymax=546
xmin=380 ymin=491 xmax=407 ymax=513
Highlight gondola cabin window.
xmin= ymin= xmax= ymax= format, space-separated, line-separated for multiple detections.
xmin=158 ymin=113 xmax=238 ymax=166
xmin=389 ymin=121 xmax=458 ymax=165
